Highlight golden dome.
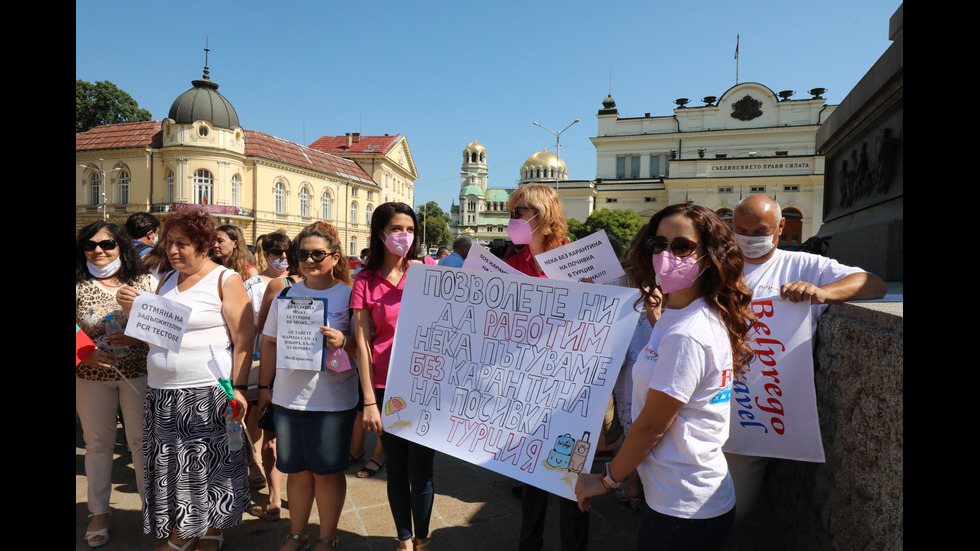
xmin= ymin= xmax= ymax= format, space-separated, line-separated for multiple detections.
xmin=521 ymin=149 xmax=567 ymax=170
xmin=463 ymin=141 xmax=486 ymax=153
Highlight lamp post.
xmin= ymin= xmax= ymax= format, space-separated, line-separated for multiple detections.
xmin=532 ymin=119 xmax=579 ymax=190
xmin=80 ymin=158 xmax=120 ymax=221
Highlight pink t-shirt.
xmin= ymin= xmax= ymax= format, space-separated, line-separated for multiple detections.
xmin=350 ymin=268 xmax=406 ymax=388
xmin=505 ymin=246 xmax=547 ymax=278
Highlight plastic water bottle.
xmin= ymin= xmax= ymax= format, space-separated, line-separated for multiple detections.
xmin=104 ymin=314 xmax=130 ymax=358
xmin=226 ymin=406 xmax=243 ymax=451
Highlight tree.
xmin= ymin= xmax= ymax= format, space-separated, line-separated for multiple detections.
xmin=416 ymin=201 xmax=453 ymax=251
xmin=76 ymin=79 xmax=152 ymax=132
xmin=573 ymin=208 xmax=645 ymax=246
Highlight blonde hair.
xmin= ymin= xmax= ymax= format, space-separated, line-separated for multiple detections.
xmin=508 ymin=185 xmax=568 ymax=252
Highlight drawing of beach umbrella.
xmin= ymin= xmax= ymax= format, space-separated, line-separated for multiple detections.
xmin=385 ymin=396 xmax=412 ymax=429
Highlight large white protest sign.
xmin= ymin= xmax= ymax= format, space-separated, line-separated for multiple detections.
xmin=724 ymin=298 xmax=825 ymax=462
xmin=384 ymin=265 xmax=641 ymax=500
xmin=534 ymin=231 xmax=625 ymax=284
xmin=125 ymin=292 xmax=192 ymax=352
xmin=461 ymin=242 xmax=522 ymax=275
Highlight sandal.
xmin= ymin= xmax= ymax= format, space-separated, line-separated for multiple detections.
xmin=85 ymin=513 xmax=110 ymax=548
xmin=164 ymin=538 xmax=195 ymax=551
xmin=313 ymin=536 xmax=339 ymax=550
xmin=249 ymin=502 xmax=282 ymax=521
xmin=356 ymin=459 xmax=385 ymax=478
xmin=349 ymin=452 xmax=365 ymax=465
xmin=281 ymin=533 xmax=312 ymax=551
xmin=199 ymin=532 xmax=225 ymax=551
xmin=249 ymin=460 xmax=267 ymax=489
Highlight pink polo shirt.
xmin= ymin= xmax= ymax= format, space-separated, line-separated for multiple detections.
xmin=351 ymin=268 xmax=406 ymax=388
xmin=505 ymin=246 xmax=547 ymax=278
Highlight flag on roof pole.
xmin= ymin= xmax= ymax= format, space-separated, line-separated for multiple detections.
xmin=735 ymin=34 xmax=739 ymax=59
xmin=739 ymin=185 xmax=743 ymax=201
xmin=685 ymin=191 xmax=690 ymax=203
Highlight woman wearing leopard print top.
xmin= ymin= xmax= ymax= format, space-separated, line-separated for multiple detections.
xmin=75 ymin=221 xmax=151 ymax=548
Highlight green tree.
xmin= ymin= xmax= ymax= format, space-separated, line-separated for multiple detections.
xmin=76 ymin=79 xmax=152 ymax=132
xmin=576 ymin=208 xmax=645 ymax=246
xmin=416 ymin=201 xmax=453 ymax=251
xmin=566 ymin=218 xmax=587 ymax=241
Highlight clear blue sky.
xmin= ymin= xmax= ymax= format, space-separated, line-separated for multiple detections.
xmin=76 ymin=0 xmax=900 ymax=212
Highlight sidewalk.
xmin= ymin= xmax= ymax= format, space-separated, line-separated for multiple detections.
xmin=76 ymin=422 xmax=643 ymax=551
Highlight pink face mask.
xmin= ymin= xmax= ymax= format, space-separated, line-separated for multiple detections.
xmin=507 ymin=212 xmax=539 ymax=245
xmin=652 ymin=250 xmax=706 ymax=294
xmin=384 ymin=231 xmax=414 ymax=257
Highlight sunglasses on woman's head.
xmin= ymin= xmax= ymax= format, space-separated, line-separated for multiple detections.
xmin=295 ymin=250 xmax=331 ymax=262
xmin=84 ymin=239 xmax=117 ymax=252
xmin=646 ymin=237 xmax=698 ymax=258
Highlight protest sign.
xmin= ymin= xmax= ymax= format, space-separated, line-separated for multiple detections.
xmin=275 ymin=297 xmax=328 ymax=371
xmin=384 ymin=265 xmax=641 ymax=500
xmin=723 ymin=298 xmax=825 ymax=462
xmin=534 ymin=231 xmax=625 ymax=284
xmin=125 ymin=292 xmax=192 ymax=352
xmin=461 ymin=242 xmax=522 ymax=275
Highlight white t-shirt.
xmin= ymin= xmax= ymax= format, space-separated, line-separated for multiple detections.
xmin=631 ymin=298 xmax=735 ymax=519
xmin=147 ymin=267 xmax=234 ymax=389
xmin=742 ymin=249 xmax=864 ymax=333
xmin=262 ymin=280 xmax=358 ymax=412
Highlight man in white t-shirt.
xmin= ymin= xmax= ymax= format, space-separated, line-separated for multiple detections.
xmin=726 ymin=194 xmax=887 ymax=523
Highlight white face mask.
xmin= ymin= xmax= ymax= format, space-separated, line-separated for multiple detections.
xmin=735 ymin=233 xmax=775 ymax=258
xmin=87 ymin=257 xmax=122 ymax=278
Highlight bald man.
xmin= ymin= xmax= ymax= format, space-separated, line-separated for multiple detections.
xmin=724 ymin=194 xmax=886 ymax=524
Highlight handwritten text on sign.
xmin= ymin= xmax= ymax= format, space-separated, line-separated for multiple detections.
xmin=125 ymin=292 xmax=192 ymax=353
xmin=384 ymin=266 xmax=640 ymax=500
xmin=535 ymin=231 xmax=625 ymax=284
xmin=723 ymin=298 xmax=825 ymax=462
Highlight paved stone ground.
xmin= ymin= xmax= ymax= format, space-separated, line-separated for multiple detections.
xmin=76 ymin=421 xmax=648 ymax=551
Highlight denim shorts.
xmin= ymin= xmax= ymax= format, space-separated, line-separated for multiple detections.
xmin=273 ymin=405 xmax=356 ymax=475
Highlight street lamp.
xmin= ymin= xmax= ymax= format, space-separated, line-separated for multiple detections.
xmin=79 ymin=158 xmax=120 ymax=221
xmin=532 ymin=119 xmax=579 ymax=189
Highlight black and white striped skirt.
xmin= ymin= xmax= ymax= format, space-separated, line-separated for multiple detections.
xmin=143 ymin=385 xmax=249 ymax=539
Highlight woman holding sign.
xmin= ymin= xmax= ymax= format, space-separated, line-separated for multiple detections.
xmin=257 ymin=221 xmax=358 ymax=551
xmin=503 ymin=184 xmax=590 ymax=551
xmin=352 ymin=202 xmax=434 ymax=551
xmin=118 ymin=210 xmax=253 ymax=551
xmin=574 ymin=204 xmax=754 ymax=551
xmin=76 ymin=221 xmax=151 ymax=548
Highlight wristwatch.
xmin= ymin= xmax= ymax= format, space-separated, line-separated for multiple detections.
xmin=602 ymin=462 xmax=622 ymax=490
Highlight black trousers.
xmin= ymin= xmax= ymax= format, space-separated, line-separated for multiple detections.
xmin=519 ymin=484 xmax=589 ymax=551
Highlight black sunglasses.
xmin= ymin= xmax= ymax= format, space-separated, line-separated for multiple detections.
xmin=83 ymin=239 xmax=117 ymax=252
xmin=268 ymin=248 xmax=288 ymax=257
xmin=646 ymin=236 xmax=698 ymax=258
xmin=295 ymin=249 xmax=333 ymax=263
xmin=511 ymin=206 xmax=534 ymax=220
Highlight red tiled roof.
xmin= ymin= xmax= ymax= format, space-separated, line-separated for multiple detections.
xmin=308 ymin=134 xmax=401 ymax=155
xmin=76 ymin=121 xmax=163 ymax=150
xmin=245 ymin=130 xmax=377 ymax=186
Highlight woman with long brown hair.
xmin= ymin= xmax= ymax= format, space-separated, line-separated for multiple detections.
xmin=214 ymin=224 xmax=259 ymax=280
xmin=575 ymin=203 xmax=754 ymax=551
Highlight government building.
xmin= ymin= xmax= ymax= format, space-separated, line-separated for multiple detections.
xmin=75 ymin=64 xmax=416 ymax=256
xmin=559 ymin=82 xmax=836 ymax=246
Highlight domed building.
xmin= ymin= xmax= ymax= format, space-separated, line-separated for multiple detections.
xmin=76 ymin=59 xmax=414 ymax=256
xmin=518 ymin=149 xmax=568 ymax=184
xmin=450 ymin=141 xmax=513 ymax=242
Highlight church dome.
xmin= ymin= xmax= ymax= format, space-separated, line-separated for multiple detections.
xmin=463 ymin=141 xmax=486 ymax=153
xmin=168 ymin=68 xmax=240 ymax=130
xmin=521 ymin=150 xmax=567 ymax=171
xmin=461 ymin=184 xmax=485 ymax=197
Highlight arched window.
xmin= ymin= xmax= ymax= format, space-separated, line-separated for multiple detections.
xmin=365 ymin=204 xmax=373 ymax=225
xmin=299 ymin=187 xmax=311 ymax=218
xmin=117 ymin=169 xmax=130 ymax=204
xmin=350 ymin=202 xmax=358 ymax=225
xmin=89 ymin=173 xmax=100 ymax=206
xmin=166 ymin=170 xmax=175 ymax=203
xmin=274 ymin=182 xmax=286 ymax=214
xmin=321 ymin=192 xmax=332 ymax=220
xmin=231 ymin=175 xmax=241 ymax=207
xmin=193 ymin=169 xmax=213 ymax=204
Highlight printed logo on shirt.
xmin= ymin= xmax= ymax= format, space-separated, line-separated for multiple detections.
xmin=328 ymin=310 xmax=347 ymax=322
xmin=710 ymin=368 xmax=734 ymax=404
xmin=641 ymin=345 xmax=658 ymax=362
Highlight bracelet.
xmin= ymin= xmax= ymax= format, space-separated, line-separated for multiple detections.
xmin=232 ymin=385 xmax=248 ymax=390
xmin=258 ymin=384 xmax=273 ymax=390
xmin=363 ymin=402 xmax=377 ymax=407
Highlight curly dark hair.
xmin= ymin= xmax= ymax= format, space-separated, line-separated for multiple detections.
xmin=75 ymin=221 xmax=149 ymax=284
xmin=164 ymin=209 xmax=217 ymax=254
xmin=627 ymin=203 xmax=755 ymax=374
xmin=364 ymin=202 xmax=419 ymax=271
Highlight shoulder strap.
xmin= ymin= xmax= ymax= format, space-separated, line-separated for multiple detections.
xmin=284 ymin=276 xmax=294 ymax=288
